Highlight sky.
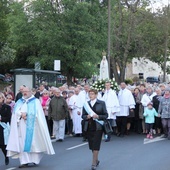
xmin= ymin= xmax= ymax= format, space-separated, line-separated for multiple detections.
xmin=150 ymin=0 xmax=169 ymax=9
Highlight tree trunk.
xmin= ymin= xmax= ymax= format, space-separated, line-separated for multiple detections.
xmin=163 ymin=35 xmax=168 ymax=82
xmin=66 ymin=68 xmax=74 ymax=86
xmin=111 ymin=0 xmax=139 ymax=85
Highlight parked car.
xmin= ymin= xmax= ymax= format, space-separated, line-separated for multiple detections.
xmin=57 ymin=75 xmax=66 ymax=84
xmin=0 ymin=74 xmax=5 ymax=81
xmin=146 ymin=77 xmax=160 ymax=84
xmin=4 ymin=73 xmax=14 ymax=82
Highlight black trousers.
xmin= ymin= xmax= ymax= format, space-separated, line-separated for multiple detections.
xmin=66 ymin=118 xmax=73 ymax=134
xmin=134 ymin=118 xmax=142 ymax=133
xmin=116 ymin=116 xmax=127 ymax=135
xmin=145 ymin=123 xmax=153 ymax=134
xmin=0 ymin=145 xmax=7 ymax=158
xmin=48 ymin=118 xmax=53 ymax=136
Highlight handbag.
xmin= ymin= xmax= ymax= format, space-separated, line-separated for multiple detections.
xmin=103 ymin=119 xmax=113 ymax=134
xmin=81 ymin=120 xmax=88 ymax=132
xmin=128 ymin=109 xmax=135 ymax=118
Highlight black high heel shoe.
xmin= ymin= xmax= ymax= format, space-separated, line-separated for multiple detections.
xmin=96 ymin=160 xmax=100 ymax=167
xmin=91 ymin=165 xmax=97 ymax=170
xmin=5 ymin=157 xmax=9 ymax=165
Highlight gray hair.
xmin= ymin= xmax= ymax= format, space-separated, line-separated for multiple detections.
xmin=146 ymin=86 xmax=153 ymax=91
xmin=68 ymin=90 xmax=74 ymax=95
xmin=154 ymin=87 xmax=161 ymax=92
xmin=0 ymin=92 xmax=5 ymax=100
xmin=165 ymin=87 xmax=170 ymax=92
xmin=53 ymin=88 xmax=61 ymax=93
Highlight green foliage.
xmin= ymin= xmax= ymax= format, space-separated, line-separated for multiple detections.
xmin=125 ymin=78 xmax=133 ymax=85
xmin=0 ymin=0 xmax=10 ymax=48
xmin=6 ymin=0 xmax=107 ymax=84
xmin=110 ymin=0 xmax=170 ymax=82
xmin=0 ymin=43 xmax=15 ymax=63
xmin=3 ymin=0 xmax=170 ymax=84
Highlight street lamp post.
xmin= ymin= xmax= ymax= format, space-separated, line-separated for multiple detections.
xmin=107 ymin=0 xmax=111 ymax=79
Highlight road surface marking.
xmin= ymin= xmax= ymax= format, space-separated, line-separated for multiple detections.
xmin=144 ymin=136 xmax=166 ymax=144
xmin=66 ymin=143 xmax=88 ymax=150
xmin=51 ymin=139 xmax=56 ymax=142
xmin=5 ymin=167 xmax=16 ymax=170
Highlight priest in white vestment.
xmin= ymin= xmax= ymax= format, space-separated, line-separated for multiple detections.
xmin=117 ymin=82 xmax=135 ymax=137
xmin=102 ymin=82 xmax=120 ymax=141
xmin=68 ymin=91 xmax=77 ymax=134
xmin=82 ymin=84 xmax=90 ymax=102
xmin=72 ymin=88 xmax=86 ymax=136
xmin=81 ymin=84 xmax=90 ymax=141
xmin=7 ymin=87 xmax=55 ymax=168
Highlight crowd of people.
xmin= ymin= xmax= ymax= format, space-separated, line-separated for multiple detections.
xmin=1 ymin=81 xmax=170 ymax=169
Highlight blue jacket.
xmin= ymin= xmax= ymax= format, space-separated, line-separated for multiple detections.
xmin=143 ymin=107 xmax=158 ymax=123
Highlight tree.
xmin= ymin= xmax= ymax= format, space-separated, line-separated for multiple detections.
xmin=0 ymin=0 xmax=16 ymax=73
xmin=0 ymin=0 xmax=9 ymax=49
xmin=8 ymin=0 xmax=107 ymax=85
xmin=110 ymin=0 xmax=143 ymax=83
xmin=134 ymin=3 xmax=170 ymax=81
xmin=109 ymin=0 xmax=169 ymax=83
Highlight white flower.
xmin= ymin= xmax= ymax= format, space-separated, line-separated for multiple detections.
xmin=112 ymin=78 xmax=115 ymax=81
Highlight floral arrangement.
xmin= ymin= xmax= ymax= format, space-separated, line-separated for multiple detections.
xmin=91 ymin=79 xmax=119 ymax=92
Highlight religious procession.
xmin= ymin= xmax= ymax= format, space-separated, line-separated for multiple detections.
xmin=1 ymin=55 xmax=170 ymax=170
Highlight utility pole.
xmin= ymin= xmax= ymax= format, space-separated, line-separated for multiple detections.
xmin=107 ymin=0 xmax=111 ymax=78
xmin=163 ymin=4 xmax=169 ymax=82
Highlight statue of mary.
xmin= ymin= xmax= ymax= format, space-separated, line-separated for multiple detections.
xmin=99 ymin=55 xmax=109 ymax=80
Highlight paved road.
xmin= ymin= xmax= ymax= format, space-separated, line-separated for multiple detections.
xmin=0 ymin=133 xmax=170 ymax=170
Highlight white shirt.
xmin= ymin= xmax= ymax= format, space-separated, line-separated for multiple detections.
xmin=90 ymin=99 xmax=97 ymax=107
xmin=102 ymin=89 xmax=120 ymax=119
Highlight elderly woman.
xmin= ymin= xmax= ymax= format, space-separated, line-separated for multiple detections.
xmin=133 ymin=87 xmax=142 ymax=134
xmin=39 ymin=90 xmax=51 ymax=132
xmin=82 ymin=89 xmax=108 ymax=170
xmin=152 ymin=87 xmax=163 ymax=135
xmin=5 ymin=94 xmax=15 ymax=113
xmin=158 ymin=88 xmax=170 ymax=139
xmin=0 ymin=92 xmax=11 ymax=165
xmin=141 ymin=85 xmax=156 ymax=133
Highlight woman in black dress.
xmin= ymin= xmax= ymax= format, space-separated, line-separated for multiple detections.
xmin=0 ymin=92 xmax=11 ymax=165
xmin=152 ymin=87 xmax=163 ymax=134
xmin=133 ymin=88 xmax=142 ymax=134
xmin=82 ymin=89 xmax=108 ymax=170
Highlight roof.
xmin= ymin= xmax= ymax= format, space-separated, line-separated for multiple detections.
xmin=10 ymin=68 xmax=60 ymax=74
